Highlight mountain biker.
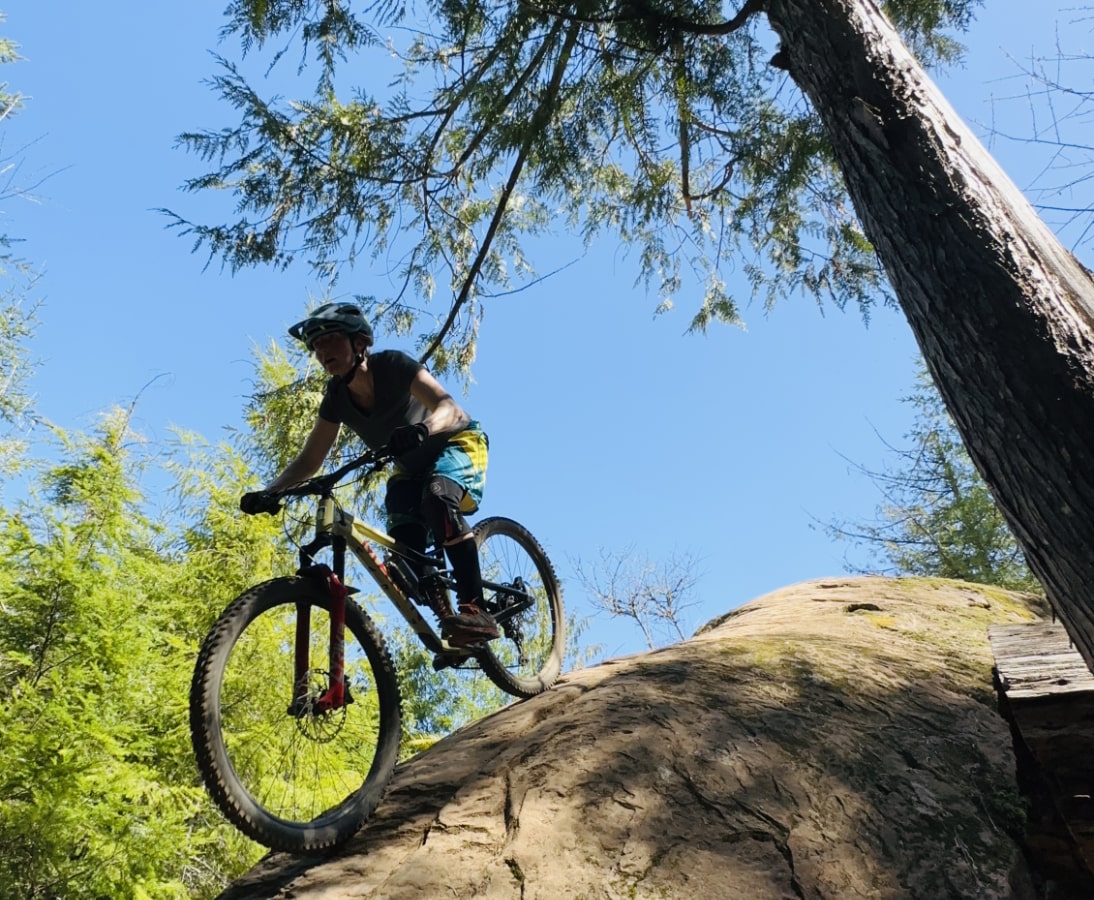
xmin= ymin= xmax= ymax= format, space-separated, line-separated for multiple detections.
xmin=239 ymin=301 xmax=498 ymax=647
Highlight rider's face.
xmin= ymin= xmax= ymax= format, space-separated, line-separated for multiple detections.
xmin=312 ymin=332 xmax=356 ymax=376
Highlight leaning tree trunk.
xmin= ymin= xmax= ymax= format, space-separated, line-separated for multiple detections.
xmin=765 ymin=0 xmax=1094 ymax=668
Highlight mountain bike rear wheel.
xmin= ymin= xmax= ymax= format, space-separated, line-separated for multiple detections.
xmin=190 ymin=576 xmax=401 ymax=854
xmin=474 ymin=517 xmax=565 ymax=698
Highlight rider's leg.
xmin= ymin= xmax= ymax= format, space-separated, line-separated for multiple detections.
xmin=384 ymin=476 xmax=429 ymax=575
xmin=442 ymin=532 xmax=483 ymax=608
xmin=421 ymin=475 xmax=499 ymax=643
xmin=386 ymin=476 xmax=455 ymax=620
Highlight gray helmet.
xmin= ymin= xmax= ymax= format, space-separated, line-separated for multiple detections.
xmin=288 ymin=302 xmax=373 ymax=350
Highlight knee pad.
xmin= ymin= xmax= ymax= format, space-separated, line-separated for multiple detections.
xmin=422 ymin=476 xmax=471 ymax=544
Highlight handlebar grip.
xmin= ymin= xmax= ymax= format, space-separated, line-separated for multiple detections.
xmin=240 ymin=491 xmax=283 ymax=516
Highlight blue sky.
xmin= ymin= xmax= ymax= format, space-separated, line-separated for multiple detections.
xmin=4 ymin=1 xmax=1090 ymax=659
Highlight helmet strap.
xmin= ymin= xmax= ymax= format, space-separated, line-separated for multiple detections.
xmin=334 ymin=342 xmax=367 ymax=388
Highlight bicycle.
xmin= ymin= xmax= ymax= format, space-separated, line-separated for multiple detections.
xmin=189 ymin=447 xmax=565 ymax=854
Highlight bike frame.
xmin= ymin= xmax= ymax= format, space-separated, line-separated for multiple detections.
xmin=290 ymin=491 xmax=535 ymax=713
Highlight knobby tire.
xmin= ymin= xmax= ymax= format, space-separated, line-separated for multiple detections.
xmin=190 ymin=577 xmax=401 ymax=854
xmin=474 ymin=516 xmax=565 ymax=698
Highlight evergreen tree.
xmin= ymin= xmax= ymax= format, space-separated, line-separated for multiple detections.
xmin=827 ymin=367 xmax=1039 ymax=591
xmin=0 ymin=411 xmax=264 ymax=898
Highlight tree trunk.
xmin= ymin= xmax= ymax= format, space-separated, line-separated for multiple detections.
xmin=765 ymin=0 xmax=1094 ymax=669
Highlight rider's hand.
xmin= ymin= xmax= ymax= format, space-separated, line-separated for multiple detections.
xmin=240 ymin=491 xmax=281 ymax=516
xmin=388 ymin=422 xmax=429 ymax=453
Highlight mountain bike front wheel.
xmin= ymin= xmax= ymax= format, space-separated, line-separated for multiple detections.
xmin=190 ymin=576 xmax=402 ymax=854
xmin=474 ymin=517 xmax=565 ymax=699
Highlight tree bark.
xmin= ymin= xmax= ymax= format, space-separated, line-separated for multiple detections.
xmin=765 ymin=0 xmax=1094 ymax=668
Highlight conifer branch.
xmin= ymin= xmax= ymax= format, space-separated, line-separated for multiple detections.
xmin=421 ymin=21 xmax=582 ymax=363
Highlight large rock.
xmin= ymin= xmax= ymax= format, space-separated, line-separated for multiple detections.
xmin=219 ymin=577 xmax=1072 ymax=899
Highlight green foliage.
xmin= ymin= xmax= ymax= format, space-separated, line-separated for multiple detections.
xmin=826 ymin=365 xmax=1039 ymax=591
xmin=0 ymin=411 xmax=264 ymax=898
xmin=238 ymin=339 xmax=328 ymax=477
xmin=166 ymin=429 xmax=292 ymax=633
xmin=169 ymin=0 xmax=979 ymax=372
xmin=235 ymin=337 xmax=393 ymax=524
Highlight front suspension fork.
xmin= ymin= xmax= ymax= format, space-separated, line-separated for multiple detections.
xmin=292 ymin=536 xmax=351 ymax=714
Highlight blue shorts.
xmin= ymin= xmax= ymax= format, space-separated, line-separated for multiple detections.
xmin=428 ymin=422 xmax=488 ymax=513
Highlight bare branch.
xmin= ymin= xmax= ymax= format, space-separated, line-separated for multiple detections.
xmin=571 ymin=545 xmax=705 ymax=649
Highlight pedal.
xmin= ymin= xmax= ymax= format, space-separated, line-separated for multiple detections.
xmin=432 ymin=652 xmax=465 ymax=672
xmin=441 ymin=633 xmax=493 ymax=650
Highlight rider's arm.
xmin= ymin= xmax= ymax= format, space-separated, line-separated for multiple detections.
xmin=265 ymin=417 xmax=340 ymax=491
xmin=411 ymin=368 xmax=471 ymax=436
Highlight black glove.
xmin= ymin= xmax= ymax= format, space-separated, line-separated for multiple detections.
xmin=388 ymin=422 xmax=429 ymax=453
xmin=240 ymin=491 xmax=281 ymax=516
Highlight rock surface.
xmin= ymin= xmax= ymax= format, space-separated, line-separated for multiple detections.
xmin=219 ymin=577 xmax=1069 ymax=899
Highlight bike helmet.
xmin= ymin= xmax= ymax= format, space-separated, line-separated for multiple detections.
xmin=288 ymin=302 xmax=374 ymax=351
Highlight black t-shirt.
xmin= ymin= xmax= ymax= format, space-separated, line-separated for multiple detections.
xmin=317 ymin=350 xmax=451 ymax=474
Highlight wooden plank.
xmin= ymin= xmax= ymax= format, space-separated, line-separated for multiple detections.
xmin=989 ymin=622 xmax=1094 ymax=700
xmin=990 ymin=621 xmax=1094 ymax=879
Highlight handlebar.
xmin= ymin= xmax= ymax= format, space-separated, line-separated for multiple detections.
xmin=274 ymin=448 xmax=394 ymax=501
